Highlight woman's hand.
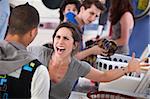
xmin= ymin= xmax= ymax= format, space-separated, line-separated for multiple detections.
xmin=127 ymin=53 xmax=150 ymax=73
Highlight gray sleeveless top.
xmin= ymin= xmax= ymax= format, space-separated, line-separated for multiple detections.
xmin=111 ymin=21 xmax=132 ymax=55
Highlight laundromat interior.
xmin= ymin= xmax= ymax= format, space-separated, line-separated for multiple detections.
xmin=1 ymin=0 xmax=150 ymax=98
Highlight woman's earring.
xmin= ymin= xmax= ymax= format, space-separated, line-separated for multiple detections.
xmin=73 ymin=47 xmax=76 ymax=50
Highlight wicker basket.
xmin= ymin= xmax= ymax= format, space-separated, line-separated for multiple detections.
xmin=87 ymin=91 xmax=137 ymax=99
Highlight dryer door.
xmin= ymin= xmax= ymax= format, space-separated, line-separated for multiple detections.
xmin=131 ymin=0 xmax=150 ymax=19
xmin=42 ymin=0 xmax=62 ymax=9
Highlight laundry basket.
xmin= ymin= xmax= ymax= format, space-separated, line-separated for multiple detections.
xmin=96 ymin=54 xmax=142 ymax=77
xmin=96 ymin=58 xmax=144 ymax=92
xmin=87 ymin=91 xmax=137 ymax=99
xmin=97 ymin=53 xmax=132 ymax=63
xmin=92 ymin=54 xmax=148 ymax=98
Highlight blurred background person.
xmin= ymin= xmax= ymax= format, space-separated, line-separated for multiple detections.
xmin=0 ymin=0 xmax=10 ymax=40
xmin=109 ymin=0 xmax=135 ymax=55
xmin=59 ymin=0 xmax=81 ymax=22
xmin=65 ymin=0 xmax=107 ymax=60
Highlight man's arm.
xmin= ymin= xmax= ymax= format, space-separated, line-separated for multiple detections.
xmin=31 ymin=65 xmax=50 ymax=99
xmin=75 ymin=45 xmax=107 ymax=60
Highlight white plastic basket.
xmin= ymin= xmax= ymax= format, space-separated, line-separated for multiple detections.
xmin=95 ymin=53 xmax=150 ymax=98
xmin=96 ymin=58 xmax=143 ymax=78
xmin=97 ymin=53 xmax=132 ymax=63
xmin=95 ymin=58 xmax=145 ymax=98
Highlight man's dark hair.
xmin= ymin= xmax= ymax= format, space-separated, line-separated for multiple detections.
xmin=82 ymin=0 xmax=105 ymax=11
xmin=8 ymin=3 xmax=40 ymax=35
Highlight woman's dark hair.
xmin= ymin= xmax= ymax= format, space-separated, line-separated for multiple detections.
xmin=109 ymin=0 xmax=134 ymax=25
xmin=53 ymin=22 xmax=81 ymax=55
xmin=59 ymin=0 xmax=81 ymax=22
